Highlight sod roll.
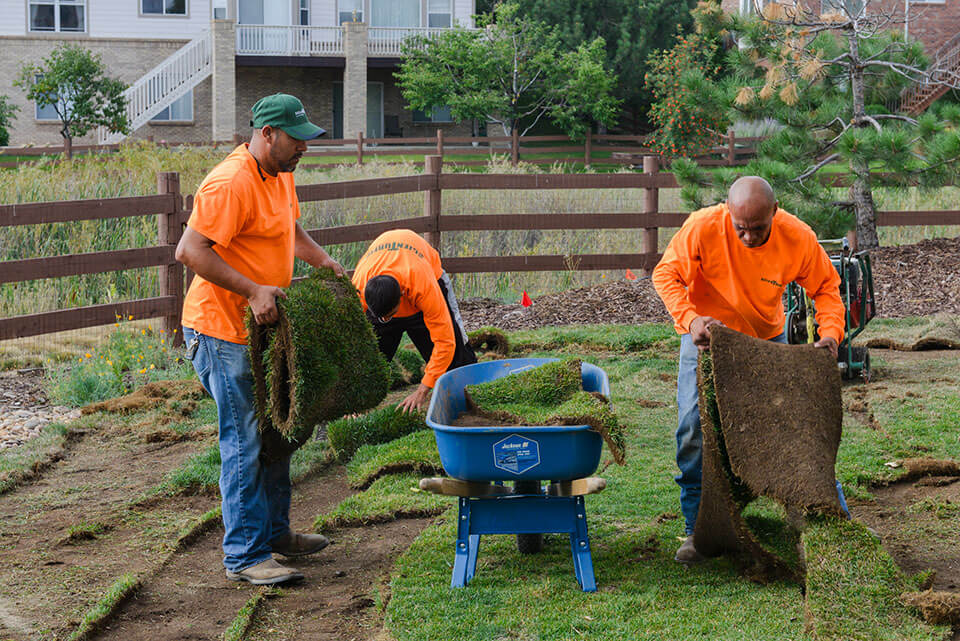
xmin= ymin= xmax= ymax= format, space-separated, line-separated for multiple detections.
xmin=248 ymin=268 xmax=390 ymax=461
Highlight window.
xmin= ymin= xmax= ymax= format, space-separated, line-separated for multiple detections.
xmin=150 ymin=91 xmax=193 ymax=122
xmin=299 ymin=0 xmax=309 ymax=25
xmin=821 ymin=0 xmax=865 ymax=15
xmin=32 ymin=75 xmax=72 ymax=121
xmin=428 ymin=0 xmax=452 ymax=27
xmin=413 ymin=105 xmax=453 ymax=123
xmin=338 ymin=0 xmax=362 ymax=24
xmin=142 ymin=0 xmax=187 ymax=15
xmin=371 ymin=0 xmax=419 ymax=27
xmin=213 ymin=0 xmax=226 ymax=19
xmin=29 ymin=0 xmax=85 ymax=32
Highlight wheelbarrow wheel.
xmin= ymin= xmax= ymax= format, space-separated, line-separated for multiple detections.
xmin=853 ymin=346 xmax=871 ymax=382
xmin=514 ymin=480 xmax=544 ymax=554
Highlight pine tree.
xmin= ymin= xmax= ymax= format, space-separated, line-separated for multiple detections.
xmin=669 ymin=1 xmax=960 ymax=248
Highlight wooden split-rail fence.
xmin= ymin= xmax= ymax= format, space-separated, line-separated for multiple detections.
xmin=2 ymin=155 xmax=960 ymax=345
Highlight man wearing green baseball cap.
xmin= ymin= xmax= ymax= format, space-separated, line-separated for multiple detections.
xmin=175 ymin=93 xmax=341 ymax=585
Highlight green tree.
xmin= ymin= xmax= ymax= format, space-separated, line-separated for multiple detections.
xmin=645 ymin=2 xmax=728 ymax=158
xmin=505 ymin=0 xmax=698 ymax=132
xmin=396 ymin=2 xmax=621 ymax=139
xmin=0 ymin=95 xmax=20 ymax=147
xmin=670 ymin=1 xmax=960 ymax=248
xmin=15 ymin=44 xmax=128 ymax=159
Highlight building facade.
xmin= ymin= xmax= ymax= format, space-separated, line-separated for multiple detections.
xmin=0 ymin=0 xmax=476 ymax=146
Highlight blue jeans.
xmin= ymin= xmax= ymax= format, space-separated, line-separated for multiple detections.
xmin=182 ymin=326 xmax=291 ymax=572
xmin=674 ymin=331 xmax=848 ymax=535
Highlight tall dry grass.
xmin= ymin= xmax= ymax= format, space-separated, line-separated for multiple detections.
xmin=0 ymin=141 xmax=956 ymax=354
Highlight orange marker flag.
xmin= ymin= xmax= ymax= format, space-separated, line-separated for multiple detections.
xmin=625 ymin=269 xmax=637 ymax=281
xmin=521 ymin=291 xmax=532 ymax=307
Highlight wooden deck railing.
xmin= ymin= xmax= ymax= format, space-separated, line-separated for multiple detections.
xmin=3 ymin=159 xmax=960 ymax=344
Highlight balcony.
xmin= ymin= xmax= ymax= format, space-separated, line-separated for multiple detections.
xmin=235 ymin=25 xmax=460 ymax=57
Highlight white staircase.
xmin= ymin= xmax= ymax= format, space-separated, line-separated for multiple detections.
xmin=98 ymin=31 xmax=213 ymax=145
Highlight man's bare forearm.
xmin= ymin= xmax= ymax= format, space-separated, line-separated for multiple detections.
xmin=178 ymin=243 xmax=257 ymax=299
xmin=294 ymin=224 xmax=335 ymax=269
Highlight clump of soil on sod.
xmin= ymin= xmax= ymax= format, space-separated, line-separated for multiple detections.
xmin=82 ymin=380 xmax=204 ymax=415
xmin=468 ymin=326 xmax=510 ymax=356
xmin=248 ymin=268 xmax=390 ymax=460
xmin=389 ymin=348 xmax=425 ymax=389
xmin=901 ymin=591 xmax=960 ymax=626
xmin=326 ymin=405 xmax=428 ymax=462
xmin=464 ymin=358 xmax=625 ymax=464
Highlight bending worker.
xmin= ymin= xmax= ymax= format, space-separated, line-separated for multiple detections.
xmin=176 ymin=94 xmax=343 ymax=586
xmin=352 ymin=229 xmax=477 ymax=412
xmin=652 ymin=176 xmax=845 ymax=565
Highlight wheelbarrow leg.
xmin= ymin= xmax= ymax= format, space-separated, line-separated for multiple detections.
xmin=452 ymin=498 xmax=477 ymax=587
xmin=569 ymin=496 xmax=596 ymax=592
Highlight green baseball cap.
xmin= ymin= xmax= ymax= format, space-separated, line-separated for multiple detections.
xmin=250 ymin=93 xmax=326 ymax=140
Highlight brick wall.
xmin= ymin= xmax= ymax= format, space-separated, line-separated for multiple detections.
xmin=236 ymin=67 xmax=340 ymax=137
xmin=0 ymin=36 xmax=212 ymax=146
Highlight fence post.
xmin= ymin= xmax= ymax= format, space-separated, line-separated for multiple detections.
xmin=584 ymin=132 xmax=592 ymax=170
xmin=157 ymin=171 xmax=184 ymax=346
xmin=357 ymin=131 xmax=364 ymax=165
xmin=642 ymin=155 xmax=660 ymax=277
xmin=727 ymin=128 xmax=736 ymax=166
xmin=424 ymin=155 xmax=443 ymax=251
xmin=511 ymin=128 xmax=519 ymax=167
xmin=233 ymin=132 xmax=243 ymax=146
xmin=436 ymin=128 xmax=444 ymax=161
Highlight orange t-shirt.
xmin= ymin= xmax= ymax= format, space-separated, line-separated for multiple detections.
xmin=351 ymin=230 xmax=452 ymax=388
xmin=652 ymin=203 xmax=845 ymax=343
xmin=180 ymin=144 xmax=301 ymax=344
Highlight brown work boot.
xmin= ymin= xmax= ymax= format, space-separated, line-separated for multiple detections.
xmin=674 ymin=535 xmax=706 ymax=565
xmin=225 ymin=558 xmax=304 ymax=585
xmin=270 ymin=532 xmax=331 ymax=558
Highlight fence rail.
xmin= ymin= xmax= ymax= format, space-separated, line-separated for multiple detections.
xmin=3 ymin=161 xmax=960 ymax=343
xmin=1 ymin=128 xmax=757 ymax=170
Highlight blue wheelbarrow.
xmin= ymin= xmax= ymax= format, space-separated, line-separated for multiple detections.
xmin=421 ymin=358 xmax=609 ymax=592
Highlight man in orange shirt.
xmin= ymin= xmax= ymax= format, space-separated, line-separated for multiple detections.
xmin=176 ymin=94 xmax=344 ymax=585
xmin=352 ymin=229 xmax=476 ymax=412
xmin=653 ymin=176 xmax=846 ymax=564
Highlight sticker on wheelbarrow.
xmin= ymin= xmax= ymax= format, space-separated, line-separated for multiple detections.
xmin=493 ymin=434 xmax=540 ymax=474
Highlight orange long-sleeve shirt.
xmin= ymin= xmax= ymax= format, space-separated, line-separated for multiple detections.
xmin=351 ymin=230 xmax=453 ymax=388
xmin=652 ymin=203 xmax=845 ymax=344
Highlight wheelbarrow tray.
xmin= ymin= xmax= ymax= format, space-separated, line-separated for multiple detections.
xmin=425 ymin=358 xmax=606 ymax=482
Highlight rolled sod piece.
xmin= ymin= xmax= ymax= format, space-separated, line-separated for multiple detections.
xmin=248 ymin=268 xmax=390 ymax=460
xmin=464 ymin=359 xmax=626 ymax=464
xmin=468 ymin=326 xmax=510 ymax=356
xmin=389 ymin=348 xmax=425 ymax=389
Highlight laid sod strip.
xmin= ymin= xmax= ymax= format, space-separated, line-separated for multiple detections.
xmin=346 ymin=429 xmax=443 ymax=490
xmin=802 ymin=518 xmax=944 ymax=640
xmin=327 ymin=406 xmax=428 ymax=462
xmin=857 ymin=313 xmax=960 ymax=350
xmin=465 ymin=359 xmax=626 ymax=464
xmin=248 ymin=267 xmax=390 ymax=460
xmin=468 ymin=326 xmax=510 ymax=356
xmin=390 ymin=348 xmax=426 ymax=389
xmin=0 ymin=420 xmax=75 ymax=495
xmin=66 ymin=573 xmax=141 ymax=641
xmin=507 ymin=323 xmax=678 ymax=354
xmin=313 ymin=472 xmax=453 ymax=531
xmin=222 ymin=588 xmax=278 ymax=641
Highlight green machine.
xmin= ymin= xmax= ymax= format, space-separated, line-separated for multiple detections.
xmin=784 ymin=237 xmax=876 ymax=381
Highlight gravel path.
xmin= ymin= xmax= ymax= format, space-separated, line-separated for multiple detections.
xmin=0 ymin=370 xmax=81 ymax=450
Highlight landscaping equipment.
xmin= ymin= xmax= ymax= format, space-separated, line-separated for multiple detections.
xmin=784 ymin=237 xmax=875 ymax=381
xmin=423 ymin=358 xmax=609 ymax=592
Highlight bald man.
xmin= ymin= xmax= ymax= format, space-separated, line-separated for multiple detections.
xmin=652 ymin=176 xmax=846 ymax=564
